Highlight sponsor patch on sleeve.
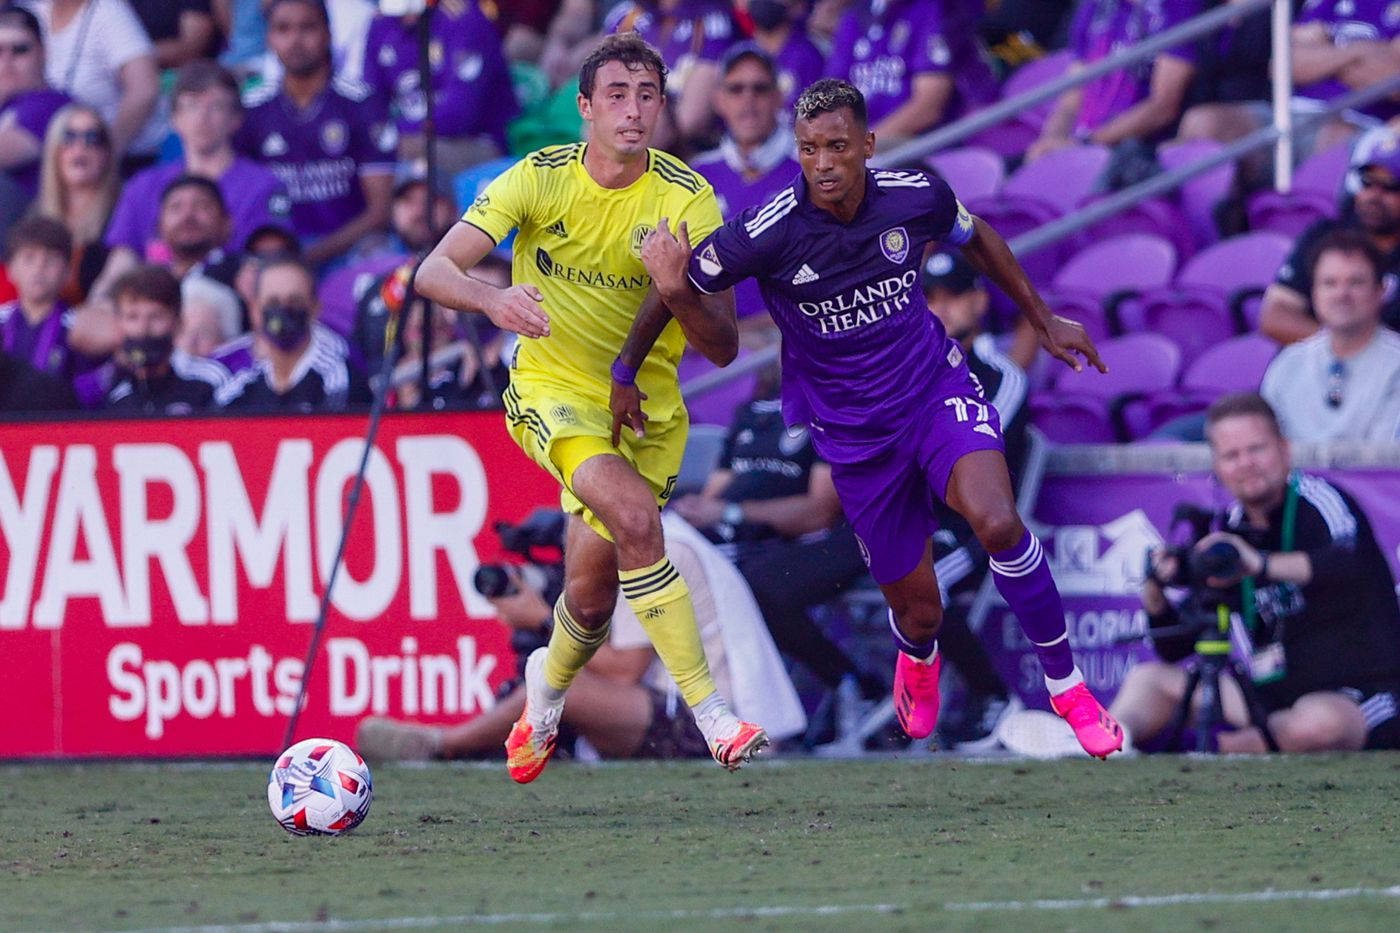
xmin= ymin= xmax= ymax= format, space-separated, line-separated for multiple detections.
xmin=699 ymin=242 xmax=723 ymax=277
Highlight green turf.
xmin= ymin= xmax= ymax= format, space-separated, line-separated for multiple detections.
xmin=4 ymin=754 xmax=1399 ymax=931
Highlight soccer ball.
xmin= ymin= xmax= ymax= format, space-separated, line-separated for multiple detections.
xmin=267 ymin=738 xmax=373 ymax=836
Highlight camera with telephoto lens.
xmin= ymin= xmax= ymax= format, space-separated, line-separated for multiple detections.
xmin=1157 ymin=503 xmax=1244 ymax=590
xmin=472 ymin=508 xmax=566 ymax=606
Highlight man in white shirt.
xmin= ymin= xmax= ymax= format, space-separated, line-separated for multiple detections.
xmin=1261 ymin=228 xmax=1400 ymax=443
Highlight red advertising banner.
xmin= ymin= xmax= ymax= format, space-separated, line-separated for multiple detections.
xmin=1 ymin=412 xmax=558 ymax=758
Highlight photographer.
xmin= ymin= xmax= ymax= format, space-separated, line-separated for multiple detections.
xmin=1114 ymin=393 xmax=1400 ymax=754
xmin=356 ymin=512 xmax=804 ymax=761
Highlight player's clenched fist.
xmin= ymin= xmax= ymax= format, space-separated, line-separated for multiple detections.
xmin=484 ymin=284 xmax=550 ymax=339
xmin=640 ymin=217 xmax=691 ymax=297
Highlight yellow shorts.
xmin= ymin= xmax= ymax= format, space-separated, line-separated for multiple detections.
xmin=503 ymin=380 xmax=686 ymax=541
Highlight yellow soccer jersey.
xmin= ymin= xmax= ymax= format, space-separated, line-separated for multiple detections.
xmin=462 ymin=143 xmax=723 ymax=420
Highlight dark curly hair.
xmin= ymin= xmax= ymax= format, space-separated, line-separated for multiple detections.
xmin=795 ymin=78 xmax=868 ymax=128
xmin=578 ymin=33 xmax=668 ymax=99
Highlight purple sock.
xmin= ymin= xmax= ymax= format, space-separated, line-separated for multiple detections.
xmin=888 ymin=609 xmax=938 ymax=660
xmin=989 ymin=530 xmax=1074 ymax=680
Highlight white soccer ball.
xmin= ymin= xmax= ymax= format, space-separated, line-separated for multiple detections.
xmin=267 ymin=738 xmax=373 ymax=836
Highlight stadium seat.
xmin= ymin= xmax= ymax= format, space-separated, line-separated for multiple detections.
xmin=967 ymin=50 xmax=1074 ymax=155
xmin=925 ymin=146 xmax=1005 ymax=202
xmin=1157 ymin=138 xmax=1236 ymax=249
xmin=1001 ymin=144 xmax=1111 ymax=215
xmin=1028 ymin=395 xmax=1118 ymax=443
xmin=1294 ymin=139 xmax=1354 ymax=200
xmin=1041 ymin=233 xmax=1177 ymax=338
xmin=965 ymin=195 xmax=1064 ymax=292
xmin=1246 ymin=188 xmax=1336 ymax=237
xmin=1142 ymin=332 xmax=1278 ymax=430
xmin=317 ymin=252 xmax=410 ymax=339
xmin=1043 ymin=333 xmax=1182 ymax=440
xmin=1074 ymin=196 xmax=1196 ymax=264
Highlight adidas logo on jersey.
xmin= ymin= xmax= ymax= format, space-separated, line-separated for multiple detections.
xmin=546 ymin=220 xmax=568 ymax=238
xmin=791 ymin=263 xmax=819 ymax=285
xmin=262 ymin=133 xmax=288 ymax=157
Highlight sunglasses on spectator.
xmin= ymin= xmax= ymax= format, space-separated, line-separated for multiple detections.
xmin=723 ymin=81 xmax=776 ymax=96
xmin=0 ymin=41 xmax=34 ymax=56
xmin=61 ymin=127 xmax=108 ymax=148
xmin=1326 ymin=359 xmax=1346 ymax=409
xmin=1359 ymin=173 xmax=1400 ymax=193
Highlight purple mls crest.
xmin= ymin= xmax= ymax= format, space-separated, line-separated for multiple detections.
xmin=880 ymin=227 xmax=910 ymax=264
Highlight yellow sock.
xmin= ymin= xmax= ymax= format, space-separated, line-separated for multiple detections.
xmin=542 ymin=598 xmax=609 ymax=693
xmin=619 ymin=557 xmax=717 ymax=707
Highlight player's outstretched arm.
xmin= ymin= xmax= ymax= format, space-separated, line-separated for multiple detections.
xmin=640 ymin=218 xmax=738 ymax=367
xmin=414 ymin=223 xmax=551 ymax=339
xmin=960 ymin=214 xmax=1107 ymax=374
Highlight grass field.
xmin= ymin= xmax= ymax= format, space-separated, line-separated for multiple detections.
xmin=4 ymin=753 xmax=1399 ymax=932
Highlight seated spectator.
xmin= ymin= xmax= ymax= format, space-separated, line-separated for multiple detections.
xmin=33 ymin=104 xmax=117 ymax=305
xmin=1119 ymin=394 xmax=1400 ymax=753
xmin=102 ymin=264 xmax=226 ymax=414
xmin=102 ymin=175 xmax=243 ymax=290
xmin=0 ymin=344 xmax=75 ymax=412
xmin=355 ymin=511 xmax=805 ymax=761
xmin=1291 ymin=0 xmax=1400 ymax=154
xmin=691 ymin=44 xmax=798 ymax=337
xmin=254 ymin=0 xmax=376 ymax=87
xmin=740 ymin=0 xmax=824 ymax=110
xmin=1260 ymin=229 xmax=1400 ymax=442
xmin=233 ymin=221 xmax=302 ymax=312
xmin=391 ymin=296 xmax=508 ymax=412
xmin=178 ymin=273 xmax=243 ymax=359
xmin=105 ymin=61 xmax=290 ymax=262
xmin=386 ymin=170 xmax=458 ymax=257
xmin=28 ymin=0 xmax=162 ymax=163
xmin=217 ymin=254 xmax=367 ymax=411
xmin=236 ymin=0 xmax=395 ymax=267
xmin=671 ymin=364 xmax=888 ymax=744
xmin=362 ymin=2 xmax=517 ymax=177
xmin=1261 ymin=131 xmax=1400 ymax=344
xmin=0 ymin=6 xmax=70 ymax=200
xmin=979 ymin=0 xmax=1076 ymax=69
xmin=610 ymin=0 xmax=738 ymax=148
xmin=826 ymin=0 xmax=998 ymax=152
xmin=489 ymin=0 xmax=566 ymax=63
xmin=0 ymin=215 xmax=80 ymax=382
xmin=1028 ymin=0 xmax=1200 ymax=167
xmin=128 ymin=0 xmax=217 ymax=70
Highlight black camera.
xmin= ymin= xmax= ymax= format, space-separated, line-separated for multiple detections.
xmin=1156 ymin=504 xmax=1243 ymax=589
xmin=472 ymin=508 xmax=566 ymax=605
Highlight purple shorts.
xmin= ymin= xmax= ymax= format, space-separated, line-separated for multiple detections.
xmin=828 ymin=361 xmax=1005 ymax=585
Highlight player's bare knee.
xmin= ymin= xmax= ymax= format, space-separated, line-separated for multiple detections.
xmin=564 ymin=579 xmax=617 ymax=630
xmin=973 ymin=509 xmax=1024 ymax=555
xmin=891 ymin=598 xmax=942 ymax=641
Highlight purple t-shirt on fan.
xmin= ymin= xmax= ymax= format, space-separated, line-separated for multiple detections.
xmin=687 ymin=168 xmax=976 ymax=464
xmin=769 ymin=30 xmax=825 ymax=110
xmin=104 ymin=157 xmax=291 ymax=255
xmin=1068 ymin=0 xmax=1202 ymax=134
xmin=692 ymin=130 xmax=800 ymax=320
xmin=610 ymin=1 xmax=735 ymax=98
xmin=234 ymin=77 xmax=396 ymax=241
xmin=1296 ymin=0 xmax=1400 ymax=121
xmin=825 ymin=0 xmax=998 ymax=127
xmin=0 ymin=299 xmax=74 ymax=378
xmin=1 ymin=87 xmax=69 ymax=195
xmin=361 ymin=6 xmax=517 ymax=148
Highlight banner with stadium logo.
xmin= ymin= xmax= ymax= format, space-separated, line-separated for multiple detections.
xmin=0 ymin=412 xmax=560 ymax=759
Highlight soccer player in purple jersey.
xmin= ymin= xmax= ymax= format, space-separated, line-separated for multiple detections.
xmin=621 ymin=79 xmax=1125 ymax=758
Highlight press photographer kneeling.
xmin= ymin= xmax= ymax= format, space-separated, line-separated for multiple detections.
xmin=1113 ymin=393 xmax=1400 ymax=753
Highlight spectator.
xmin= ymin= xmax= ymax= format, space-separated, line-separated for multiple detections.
xmin=0 ymin=344 xmax=75 ymax=411
xmin=361 ymin=1 xmax=517 ymax=177
xmin=128 ymin=0 xmax=216 ymax=70
xmin=1260 ymin=229 xmax=1400 ymax=442
xmin=1116 ymin=394 xmax=1400 ymax=754
xmin=610 ymin=0 xmax=738 ymax=146
xmin=178 ymin=272 xmax=243 ymax=359
xmin=739 ymin=0 xmax=824 ymax=110
xmin=216 ymin=254 xmax=367 ymax=410
xmin=386 ymin=171 xmax=458 ymax=256
xmin=232 ymin=221 xmax=301 ymax=313
xmin=25 ymin=0 xmax=162 ymax=161
xmin=691 ymin=44 xmax=799 ymax=335
xmin=390 ymin=297 xmax=507 ymax=412
xmin=253 ymin=0 xmax=375 ymax=86
xmin=1291 ymin=0 xmax=1400 ymax=154
xmin=1261 ymin=130 xmax=1400 ymax=344
xmin=0 ymin=215 xmax=79 ymax=382
xmin=489 ymin=0 xmax=565 ymax=63
xmin=671 ymin=363 xmax=888 ymax=744
xmin=102 ymin=264 xmax=226 ymax=414
xmin=236 ymin=0 xmax=395 ymax=267
xmin=33 ymin=103 xmax=117 ymax=304
xmin=826 ymin=0 xmax=999 ymax=151
xmin=104 ymin=61 xmax=290 ymax=262
xmin=213 ymin=0 xmax=267 ymax=77
xmin=355 ymin=511 xmax=806 ymax=761
xmin=0 ymin=5 xmax=70 ymax=199
xmin=1028 ymin=0 xmax=1200 ymax=166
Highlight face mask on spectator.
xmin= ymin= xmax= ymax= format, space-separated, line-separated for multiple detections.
xmin=748 ymin=0 xmax=789 ymax=29
xmin=123 ymin=334 xmax=174 ymax=371
xmin=261 ymin=303 xmax=312 ymax=351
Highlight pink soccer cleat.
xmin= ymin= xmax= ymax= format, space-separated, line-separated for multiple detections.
xmin=1049 ymin=682 xmax=1124 ymax=759
xmin=893 ymin=651 xmax=942 ymax=739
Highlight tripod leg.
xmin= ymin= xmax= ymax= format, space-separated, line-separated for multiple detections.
xmin=1226 ymin=663 xmax=1281 ymax=752
xmin=1195 ymin=659 xmax=1226 ymax=753
xmin=1163 ymin=665 xmax=1202 ymax=753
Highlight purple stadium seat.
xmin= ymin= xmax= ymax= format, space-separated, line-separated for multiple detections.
xmin=1041 ymin=233 xmax=1177 ymax=335
xmin=1181 ymin=332 xmax=1278 ymax=395
xmin=965 ymin=51 xmax=1074 ymax=157
xmin=1002 ymin=144 xmax=1112 ymax=215
xmin=1139 ymin=290 xmax=1237 ymax=365
xmin=966 ymin=195 xmax=1063 ymax=289
xmin=1074 ymin=196 xmax=1196 ymax=264
xmin=925 ymin=146 xmax=1005 ymax=202
xmin=1246 ymin=188 xmax=1336 ymax=237
xmin=1158 ymin=138 xmax=1236 ymax=248
xmin=317 ymin=251 xmax=409 ymax=338
xmin=1054 ymin=333 xmax=1181 ymax=400
xmin=679 ymin=348 xmax=757 ymax=429
xmin=1294 ymin=139 xmax=1354 ymax=199
xmin=1029 ymin=395 xmax=1117 ymax=444
xmin=1173 ymin=231 xmax=1292 ymax=294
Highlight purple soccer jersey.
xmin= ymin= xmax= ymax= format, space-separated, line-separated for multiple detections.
xmin=825 ymin=0 xmax=997 ymax=127
xmin=234 ymin=78 xmax=396 ymax=241
xmin=361 ymin=6 xmax=517 ymax=148
xmin=104 ymin=157 xmax=291 ymax=255
xmin=691 ymin=131 xmax=800 ymax=319
xmin=769 ymin=29 xmax=825 ymax=111
xmin=1068 ymin=0 xmax=1202 ymax=134
xmin=1296 ymin=0 xmax=1400 ymax=121
xmin=1 ymin=87 xmax=69 ymax=195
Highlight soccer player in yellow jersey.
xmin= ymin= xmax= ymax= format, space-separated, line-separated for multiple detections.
xmin=416 ymin=34 xmax=768 ymax=783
